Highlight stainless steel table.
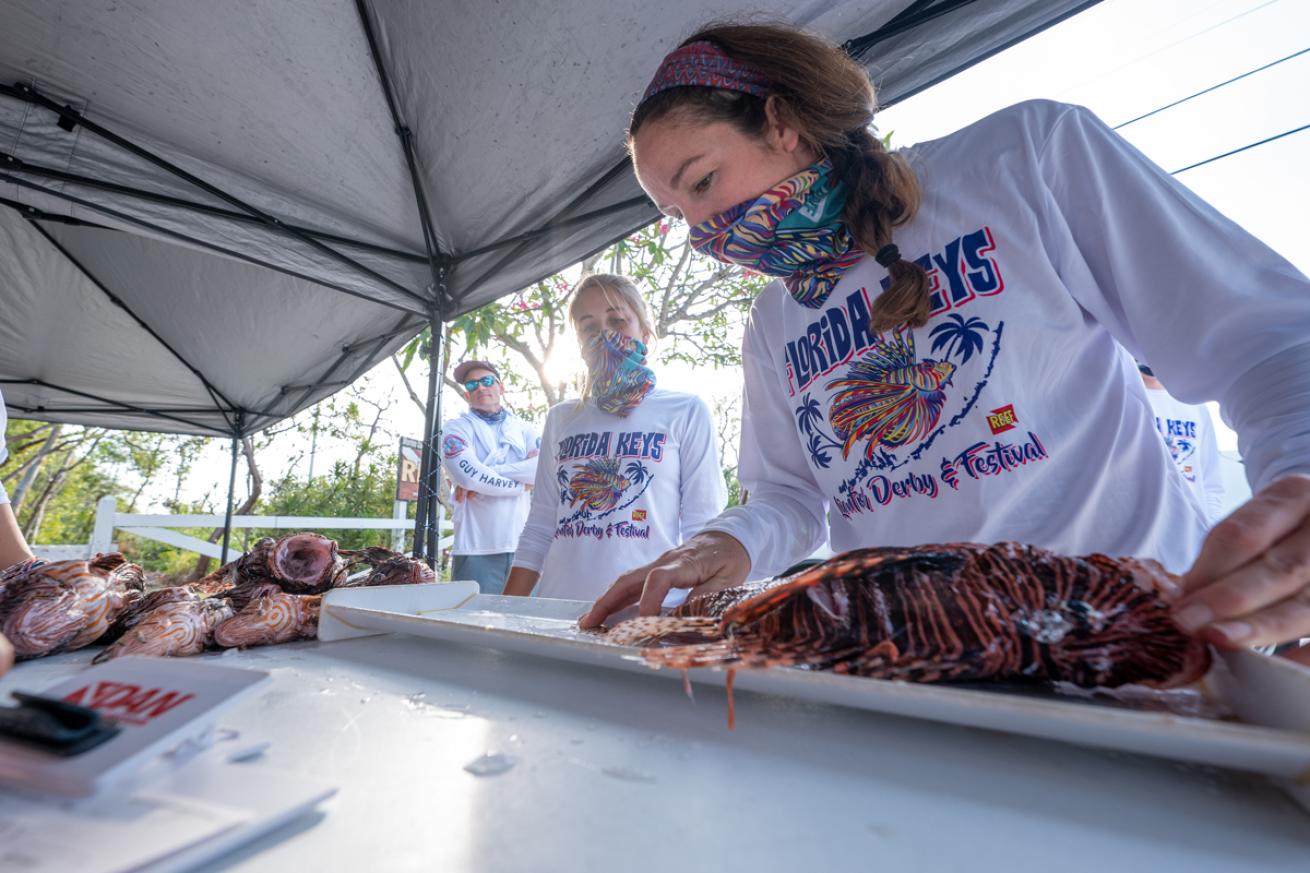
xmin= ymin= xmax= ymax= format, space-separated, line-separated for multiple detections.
xmin=2 ymin=633 xmax=1307 ymax=872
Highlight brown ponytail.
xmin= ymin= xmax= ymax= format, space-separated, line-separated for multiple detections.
xmin=630 ymin=22 xmax=930 ymax=330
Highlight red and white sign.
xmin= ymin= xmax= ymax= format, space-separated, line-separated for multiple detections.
xmin=0 ymin=656 xmax=269 ymax=797
xmin=63 ymin=681 xmax=197 ymax=726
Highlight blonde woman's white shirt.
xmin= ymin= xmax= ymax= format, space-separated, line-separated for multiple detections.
xmin=701 ymin=100 xmax=1310 ymax=577
xmin=440 ymin=410 xmax=539 ymax=555
xmin=512 ymin=389 xmax=727 ymax=602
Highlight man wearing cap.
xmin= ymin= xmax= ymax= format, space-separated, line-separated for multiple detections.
xmin=440 ymin=361 xmax=540 ymax=594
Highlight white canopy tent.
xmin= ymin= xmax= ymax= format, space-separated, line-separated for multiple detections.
xmin=0 ymin=0 xmax=1102 ymax=560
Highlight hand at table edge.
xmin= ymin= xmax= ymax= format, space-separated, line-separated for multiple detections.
xmin=579 ymin=531 xmax=751 ymax=628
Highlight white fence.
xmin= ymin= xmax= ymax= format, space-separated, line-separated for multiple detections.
xmin=63 ymin=496 xmax=453 ymax=561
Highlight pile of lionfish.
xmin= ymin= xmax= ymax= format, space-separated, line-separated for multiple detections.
xmin=0 ymin=534 xmax=433 ymax=663
xmin=607 ymin=542 xmax=1211 ymax=706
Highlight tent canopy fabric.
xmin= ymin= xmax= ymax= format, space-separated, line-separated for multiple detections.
xmin=0 ymin=0 xmax=1099 ymax=437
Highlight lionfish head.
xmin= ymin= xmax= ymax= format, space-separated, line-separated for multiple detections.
xmin=922 ymin=359 xmax=957 ymax=388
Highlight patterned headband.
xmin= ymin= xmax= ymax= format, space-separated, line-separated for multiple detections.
xmin=639 ymin=40 xmax=771 ymax=105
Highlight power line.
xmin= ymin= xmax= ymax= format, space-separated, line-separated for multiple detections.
xmin=1115 ymin=46 xmax=1309 ymax=129
xmin=1056 ymin=0 xmax=1284 ymax=100
xmin=1171 ymin=122 xmax=1310 ymax=174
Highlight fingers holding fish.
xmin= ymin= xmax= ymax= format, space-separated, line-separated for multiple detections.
xmin=1178 ymin=474 xmax=1310 ymax=650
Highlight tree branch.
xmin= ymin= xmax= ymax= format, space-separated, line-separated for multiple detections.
xmin=392 ymin=353 xmax=426 ymax=416
xmin=190 ymin=436 xmax=263 ymax=579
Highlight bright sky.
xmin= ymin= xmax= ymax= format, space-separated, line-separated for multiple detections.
xmin=164 ymin=0 xmax=1307 ymax=511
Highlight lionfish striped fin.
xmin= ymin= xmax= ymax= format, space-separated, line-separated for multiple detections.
xmin=605 ymin=615 xmax=721 ymax=647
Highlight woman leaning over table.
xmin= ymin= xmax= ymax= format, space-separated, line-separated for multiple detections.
xmin=580 ymin=23 xmax=1310 ymax=665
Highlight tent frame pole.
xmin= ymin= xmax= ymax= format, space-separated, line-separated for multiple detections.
xmin=1 ymin=377 xmax=218 ymax=434
xmin=426 ymin=307 xmax=447 ymax=565
xmin=221 ymin=422 xmax=242 ymax=565
xmin=0 ymin=156 xmax=426 ymax=264
xmin=0 ymin=83 xmax=429 ymax=308
xmin=412 ymin=299 xmax=446 ymax=565
xmin=27 ymin=221 xmax=241 ymax=434
xmin=0 ymin=175 xmax=424 ymax=315
xmin=354 ymin=0 xmax=454 ymax=567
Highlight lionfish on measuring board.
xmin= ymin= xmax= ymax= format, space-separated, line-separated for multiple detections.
xmin=606 ymin=543 xmax=1210 ymax=726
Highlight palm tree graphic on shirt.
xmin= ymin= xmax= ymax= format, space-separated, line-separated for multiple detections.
xmin=928 ymin=314 xmax=988 ymax=364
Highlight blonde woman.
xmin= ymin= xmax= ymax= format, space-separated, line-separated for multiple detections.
xmin=504 ymin=274 xmax=726 ymax=602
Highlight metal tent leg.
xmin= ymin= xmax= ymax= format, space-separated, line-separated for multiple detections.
xmin=221 ymin=433 xmax=239 ymax=565
xmin=427 ymin=323 xmax=446 ymax=564
xmin=413 ymin=304 xmax=447 ymax=567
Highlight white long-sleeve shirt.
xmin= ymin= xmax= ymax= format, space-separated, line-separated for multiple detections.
xmin=702 ymin=100 xmax=1310 ymax=576
xmin=512 ymin=389 xmax=727 ymax=601
xmin=440 ymin=410 xmax=539 ymax=555
xmin=1144 ymin=387 xmax=1227 ymax=522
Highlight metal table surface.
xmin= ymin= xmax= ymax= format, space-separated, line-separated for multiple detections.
xmin=2 ymin=633 xmax=1307 ymax=873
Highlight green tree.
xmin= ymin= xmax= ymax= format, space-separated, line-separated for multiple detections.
xmin=394 ymin=222 xmax=769 ymax=415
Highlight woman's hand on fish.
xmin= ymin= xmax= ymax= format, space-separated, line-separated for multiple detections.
xmin=1176 ymin=473 xmax=1310 ymax=658
xmin=579 ymin=531 xmax=751 ymax=628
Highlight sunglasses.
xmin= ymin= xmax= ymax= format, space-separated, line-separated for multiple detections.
xmin=462 ymin=375 xmax=499 ymax=392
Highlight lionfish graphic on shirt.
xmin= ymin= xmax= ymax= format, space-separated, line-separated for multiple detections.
xmin=568 ymin=457 xmax=630 ymax=512
xmin=825 ymin=328 xmax=956 ymax=460
xmin=559 ymin=457 xmax=654 ymax=520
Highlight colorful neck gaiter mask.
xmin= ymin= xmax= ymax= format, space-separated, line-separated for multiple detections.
xmin=472 ymin=407 xmax=508 ymax=425
xmin=586 ymin=330 xmax=656 ymax=417
xmin=689 ymin=159 xmax=864 ymax=309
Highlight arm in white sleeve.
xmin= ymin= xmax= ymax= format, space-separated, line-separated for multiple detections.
xmin=699 ymin=299 xmax=828 ymax=578
xmin=676 ymin=398 xmax=729 ymax=543
xmin=489 ymin=421 xmax=541 ymax=484
xmin=1032 ymin=101 xmax=1310 ymax=491
xmin=511 ymin=413 xmax=559 ymax=573
xmin=491 ymin=455 xmax=538 ymax=485
xmin=440 ymin=420 xmax=525 ymax=497
xmin=492 ymin=456 xmax=537 ymax=482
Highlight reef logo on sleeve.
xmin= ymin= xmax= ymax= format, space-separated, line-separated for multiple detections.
xmin=442 ymin=434 xmax=468 ymax=459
